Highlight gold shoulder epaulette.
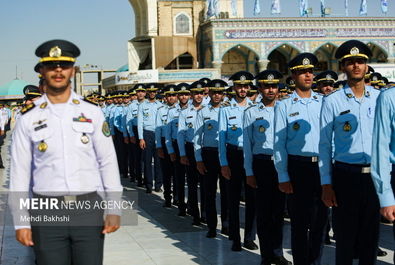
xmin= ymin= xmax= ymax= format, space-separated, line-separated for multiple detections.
xmin=279 ymin=95 xmax=290 ymax=101
xmin=83 ymin=98 xmax=99 ymax=106
xmin=221 ymin=101 xmax=231 ymax=107
xmin=21 ymin=103 xmax=35 ymax=115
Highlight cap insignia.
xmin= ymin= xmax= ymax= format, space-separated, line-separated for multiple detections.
xmin=326 ymin=74 xmax=332 ymax=79
xmin=290 ymin=80 xmax=295 ymax=85
xmin=170 ymin=88 xmax=174 ymax=92
xmin=240 ymin=75 xmax=246 ymax=81
xmin=373 ymin=76 xmax=378 ymax=81
xmin=350 ymin=47 xmax=359 ymax=55
xmin=302 ymin=58 xmax=310 ymax=65
xmin=197 ymin=84 xmax=202 ymax=88
xmin=268 ymin=74 xmax=274 ymax=80
xmin=49 ymin=46 xmax=62 ymax=58
xmin=215 ymin=83 xmax=221 ymax=88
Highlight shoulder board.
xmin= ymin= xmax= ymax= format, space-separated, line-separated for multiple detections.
xmin=83 ymin=98 xmax=99 ymax=106
xmin=220 ymin=101 xmax=231 ymax=107
xmin=198 ymin=105 xmax=206 ymax=112
xmin=324 ymin=90 xmax=339 ymax=97
xmin=21 ymin=103 xmax=35 ymax=115
xmin=244 ymin=104 xmax=256 ymax=112
xmin=158 ymin=106 xmax=164 ymax=110
xmin=279 ymin=95 xmax=290 ymax=101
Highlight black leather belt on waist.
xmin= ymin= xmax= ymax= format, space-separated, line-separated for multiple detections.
xmin=185 ymin=142 xmax=193 ymax=146
xmin=202 ymin=147 xmax=218 ymax=152
xmin=288 ymin=154 xmax=318 ymax=163
xmin=227 ymin=144 xmax=243 ymax=151
xmin=334 ymin=161 xmax=371 ymax=174
xmin=33 ymin=191 xmax=98 ymax=203
xmin=253 ymin=154 xmax=274 ymax=161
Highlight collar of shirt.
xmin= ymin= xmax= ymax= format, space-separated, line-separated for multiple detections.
xmin=343 ymin=84 xmax=372 ymax=100
xmin=229 ymin=98 xmax=253 ymax=109
xmin=291 ymin=90 xmax=319 ymax=105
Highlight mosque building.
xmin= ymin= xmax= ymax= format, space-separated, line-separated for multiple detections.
xmin=102 ymin=0 xmax=395 ymax=91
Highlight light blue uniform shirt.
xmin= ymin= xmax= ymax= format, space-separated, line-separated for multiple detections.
xmin=274 ymin=91 xmax=322 ymax=183
xmin=177 ymin=104 xmax=200 ymax=157
xmin=193 ymin=103 xmax=221 ymax=162
xmin=109 ymin=104 xmax=122 ymax=136
xmin=319 ymin=85 xmax=379 ymax=185
xmin=218 ymin=98 xmax=253 ymax=166
xmin=104 ymin=104 xmax=114 ymax=123
xmin=155 ymin=105 xmax=170 ymax=148
xmin=164 ymin=104 xmax=183 ymax=154
xmin=120 ymin=104 xmax=129 ymax=137
xmin=125 ymin=100 xmax=142 ymax=137
xmin=137 ymin=100 xmax=162 ymax=139
xmin=371 ymin=87 xmax=395 ymax=207
xmin=243 ymin=102 xmax=275 ymax=177
xmin=111 ymin=105 xmax=126 ymax=135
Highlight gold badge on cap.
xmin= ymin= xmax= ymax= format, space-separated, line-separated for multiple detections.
xmin=81 ymin=133 xmax=90 ymax=144
xmin=293 ymin=122 xmax=300 ymax=131
xmin=49 ymin=46 xmax=62 ymax=58
xmin=231 ymin=125 xmax=237 ymax=131
xmin=38 ymin=141 xmax=48 ymax=152
xmin=343 ymin=121 xmax=352 ymax=132
xmin=350 ymin=47 xmax=359 ymax=55
xmin=302 ymin=58 xmax=310 ymax=65
xmin=259 ymin=126 xmax=266 ymax=133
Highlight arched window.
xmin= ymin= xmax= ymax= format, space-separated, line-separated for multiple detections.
xmin=174 ymin=12 xmax=192 ymax=35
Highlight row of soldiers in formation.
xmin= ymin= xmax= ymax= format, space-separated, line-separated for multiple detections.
xmin=94 ymin=40 xmax=391 ymax=265
xmin=15 ymin=39 xmax=392 ymax=265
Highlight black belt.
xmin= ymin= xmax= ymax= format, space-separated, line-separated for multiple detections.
xmin=288 ymin=154 xmax=318 ymax=163
xmin=253 ymin=154 xmax=273 ymax=161
xmin=334 ymin=161 xmax=371 ymax=174
xmin=227 ymin=144 xmax=243 ymax=151
xmin=33 ymin=191 xmax=98 ymax=203
xmin=185 ymin=142 xmax=193 ymax=146
xmin=202 ymin=147 xmax=218 ymax=152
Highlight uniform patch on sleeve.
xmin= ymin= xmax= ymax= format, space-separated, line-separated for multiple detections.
xmin=102 ymin=121 xmax=110 ymax=137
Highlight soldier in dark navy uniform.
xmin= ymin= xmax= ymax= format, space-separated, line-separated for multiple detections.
xmin=320 ymin=40 xmax=380 ymax=265
xmin=219 ymin=71 xmax=257 ymax=251
xmin=274 ymin=53 xmax=328 ymax=265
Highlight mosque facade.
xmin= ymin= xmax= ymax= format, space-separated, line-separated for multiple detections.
xmin=102 ymin=0 xmax=395 ymax=90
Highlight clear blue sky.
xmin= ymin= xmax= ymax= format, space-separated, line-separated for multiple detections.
xmin=0 ymin=0 xmax=394 ymax=86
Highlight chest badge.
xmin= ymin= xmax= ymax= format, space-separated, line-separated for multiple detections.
xmin=231 ymin=125 xmax=237 ymax=131
xmin=38 ymin=141 xmax=48 ymax=152
xmin=207 ymin=123 xmax=213 ymax=130
xmin=343 ymin=121 xmax=352 ymax=132
xmin=73 ymin=113 xmax=92 ymax=123
xmin=81 ymin=133 xmax=90 ymax=144
xmin=259 ymin=126 xmax=265 ymax=133
xmin=293 ymin=122 xmax=300 ymax=131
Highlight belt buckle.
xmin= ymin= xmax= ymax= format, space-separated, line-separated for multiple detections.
xmin=312 ymin=157 xmax=318 ymax=162
xmin=361 ymin=167 xmax=371 ymax=174
xmin=64 ymin=195 xmax=77 ymax=203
